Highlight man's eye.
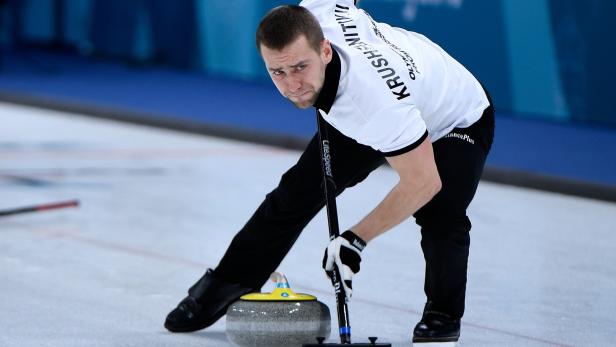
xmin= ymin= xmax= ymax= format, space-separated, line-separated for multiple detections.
xmin=296 ymin=65 xmax=307 ymax=71
xmin=273 ymin=71 xmax=284 ymax=76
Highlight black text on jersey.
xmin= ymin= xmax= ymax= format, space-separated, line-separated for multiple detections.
xmin=334 ymin=4 xmax=411 ymax=101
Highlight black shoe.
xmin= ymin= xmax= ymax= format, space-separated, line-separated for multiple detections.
xmin=412 ymin=309 xmax=460 ymax=343
xmin=164 ymin=269 xmax=254 ymax=332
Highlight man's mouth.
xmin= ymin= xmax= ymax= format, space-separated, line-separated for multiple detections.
xmin=290 ymin=91 xmax=310 ymax=98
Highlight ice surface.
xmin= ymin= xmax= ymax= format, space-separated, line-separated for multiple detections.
xmin=1 ymin=102 xmax=615 ymax=346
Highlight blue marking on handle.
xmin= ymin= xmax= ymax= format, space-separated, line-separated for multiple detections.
xmin=339 ymin=326 xmax=351 ymax=335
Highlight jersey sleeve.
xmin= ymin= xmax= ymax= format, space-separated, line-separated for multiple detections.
xmin=357 ymin=103 xmax=429 ymax=156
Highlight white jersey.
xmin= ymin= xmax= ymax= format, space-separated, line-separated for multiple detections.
xmin=300 ymin=0 xmax=490 ymax=155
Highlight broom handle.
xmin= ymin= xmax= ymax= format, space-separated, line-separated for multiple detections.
xmin=0 ymin=200 xmax=79 ymax=217
xmin=316 ymin=110 xmax=351 ymax=344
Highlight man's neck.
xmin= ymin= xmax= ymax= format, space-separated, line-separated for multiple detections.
xmin=313 ymin=47 xmax=341 ymax=114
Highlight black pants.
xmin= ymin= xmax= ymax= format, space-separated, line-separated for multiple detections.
xmin=215 ymin=99 xmax=494 ymax=320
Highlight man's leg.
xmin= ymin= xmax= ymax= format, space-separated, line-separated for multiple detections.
xmin=413 ymin=104 xmax=494 ymax=342
xmin=215 ymin=122 xmax=385 ymax=289
xmin=165 ymin=118 xmax=385 ymax=332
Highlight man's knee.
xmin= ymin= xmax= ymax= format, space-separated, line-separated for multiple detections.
xmin=415 ymin=208 xmax=471 ymax=240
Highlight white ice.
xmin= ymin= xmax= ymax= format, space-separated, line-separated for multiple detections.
xmin=1 ymin=102 xmax=615 ymax=346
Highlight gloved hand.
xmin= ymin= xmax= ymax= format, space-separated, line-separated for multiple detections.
xmin=322 ymin=230 xmax=367 ymax=300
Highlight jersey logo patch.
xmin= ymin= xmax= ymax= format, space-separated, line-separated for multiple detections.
xmin=443 ymin=132 xmax=475 ymax=145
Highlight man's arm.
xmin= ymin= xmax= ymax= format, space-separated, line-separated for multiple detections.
xmin=351 ymin=136 xmax=441 ymax=242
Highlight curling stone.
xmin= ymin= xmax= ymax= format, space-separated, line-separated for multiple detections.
xmin=226 ymin=272 xmax=331 ymax=346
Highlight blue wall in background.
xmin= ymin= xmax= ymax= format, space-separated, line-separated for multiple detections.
xmin=548 ymin=0 xmax=616 ymax=125
xmin=1 ymin=0 xmax=615 ymax=126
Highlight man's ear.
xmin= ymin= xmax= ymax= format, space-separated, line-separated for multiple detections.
xmin=322 ymin=39 xmax=333 ymax=64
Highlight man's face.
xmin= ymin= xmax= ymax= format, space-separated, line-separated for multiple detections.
xmin=260 ymin=35 xmax=332 ymax=109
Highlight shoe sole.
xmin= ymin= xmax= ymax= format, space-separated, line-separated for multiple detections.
xmin=413 ymin=334 xmax=459 ymax=344
xmin=164 ymin=307 xmax=227 ymax=333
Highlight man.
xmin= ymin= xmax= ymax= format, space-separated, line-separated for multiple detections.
xmin=165 ymin=0 xmax=494 ymax=344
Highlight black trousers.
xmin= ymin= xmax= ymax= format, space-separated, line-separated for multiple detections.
xmin=215 ymin=99 xmax=494 ymax=320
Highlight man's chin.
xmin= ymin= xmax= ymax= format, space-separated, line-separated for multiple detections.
xmin=288 ymin=98 xmax=314 ymax=110
xmin=292 ymin=101 xmax=312 ymax=109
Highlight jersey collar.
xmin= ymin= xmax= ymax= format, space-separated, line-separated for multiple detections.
xmin=313 ymin=47 xmax=341 ymax=114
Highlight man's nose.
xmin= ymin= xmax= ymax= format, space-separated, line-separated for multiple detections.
xmin=286 ymin=76 xmax=301 ymax=93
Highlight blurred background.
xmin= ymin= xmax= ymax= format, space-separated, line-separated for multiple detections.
xmin=1 ymin=0 xmax=615 ymax=200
